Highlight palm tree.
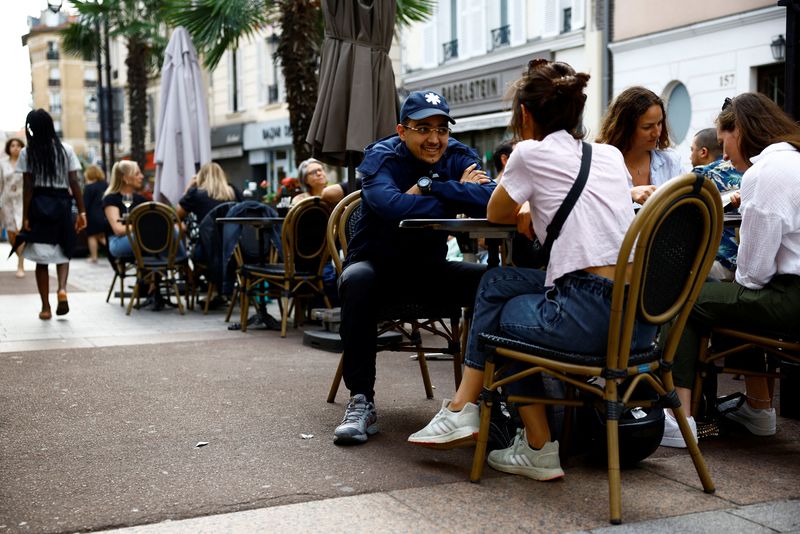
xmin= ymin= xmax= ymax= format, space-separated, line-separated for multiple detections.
xmin=61 ymin=0 xmax=167 ymax=171
xmin=163 ymin=0 xmax=435 ymax=165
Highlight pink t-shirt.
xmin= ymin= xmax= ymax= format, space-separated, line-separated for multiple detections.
xmin=502 ymin=130 xmax=634 ymax=286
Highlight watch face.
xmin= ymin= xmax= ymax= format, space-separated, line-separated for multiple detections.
xmin=418 ymin=177 xmax=432 ymax=188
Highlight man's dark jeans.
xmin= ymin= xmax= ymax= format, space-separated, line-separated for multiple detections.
xmin=338 ymin=259 xmax=486 ymax=401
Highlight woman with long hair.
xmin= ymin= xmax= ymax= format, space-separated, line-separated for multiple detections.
xmin=408 ymin=60 xmax=657 ymax=480
xmin=176 ymin=161 xmax=240 ymax=224
xmin=597 ymin=86 xmax=683 ymax=205
xmin=667 ymin=93 xmax=800 ymax=445
xmin=82 ymin=164 xmax=108 ymax=262
xmin=13 ymin=109 xmax=86 ymax=320
xmin=1 ymin=137 xmax=26 ymax=277
xmin=102 ymin=160 xmax=146 ymax=259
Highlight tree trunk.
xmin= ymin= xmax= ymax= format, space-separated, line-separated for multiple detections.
xmin=277 ymin=0 xmax=322 ymax=166
xmin=126 ymin=37 xmax=148 ymax=172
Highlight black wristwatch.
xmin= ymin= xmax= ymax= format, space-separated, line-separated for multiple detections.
xmin=417 ymin=176 xmax=433 ymax=195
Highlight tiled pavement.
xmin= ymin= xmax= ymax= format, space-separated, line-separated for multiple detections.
xmin=1 ymin=242 xmax=799 ymax=533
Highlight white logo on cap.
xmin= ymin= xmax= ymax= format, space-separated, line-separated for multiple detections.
xmin=424 ymin=92 xmax=441 ymax=106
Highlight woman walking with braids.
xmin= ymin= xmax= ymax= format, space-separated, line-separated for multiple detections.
xmin=12 ymin=109 xmax=86 ymax=319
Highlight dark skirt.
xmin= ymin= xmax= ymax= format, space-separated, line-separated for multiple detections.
xmin=11 ymin=187 xmax=76 ymax=260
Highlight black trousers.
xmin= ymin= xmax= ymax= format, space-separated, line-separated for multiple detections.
xmin=338 ymin=259 xmax=487 ymax=402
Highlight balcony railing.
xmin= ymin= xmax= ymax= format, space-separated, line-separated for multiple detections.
xmin=268 ymin=84 xmax=279 ymax=104
xmin=86 ymin=131 xmax=101 ymax=140
xmin=491 ymin=25 xmax=510 ymax=50
xmin=442 ymin=40 xmax=458 ymax=63
xmin=46 ymin=50 xmax=60 ymax=60
xmin=50 ymin=106 xmax=62 ymax=115
xmin=84 ymin=80 xmax=97 ymax=88
xmin=48 ymin=78 xmax=61 ymax=87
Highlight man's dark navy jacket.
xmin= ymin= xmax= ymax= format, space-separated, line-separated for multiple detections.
xmin=345 ymin=135 xmax=496 ymax=268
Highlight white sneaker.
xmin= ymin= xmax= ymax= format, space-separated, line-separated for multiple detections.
xmin=660 ymin=409 xmax=697 ymax=448
xmin=408 ymin=399 xmax=479 ymax=449
xmin=718 ymin=396 xmax=776 ymax=436
xmin=487 ymin=428 xmax=564 ymax=481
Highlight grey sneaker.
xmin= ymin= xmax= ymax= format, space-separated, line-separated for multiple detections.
xmin=487 ymin=428 xmax=564 ymax=481
xmin=718 ymin=396 xmax=776 ymax=436
xmin=407 ymin=399 xmax=480 ymax=448
xmin=334 ymin=394 xmax=378 ymax=445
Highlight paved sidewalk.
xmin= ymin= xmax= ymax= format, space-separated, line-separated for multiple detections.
xmin=1 ymin=244 xmax=799 ymax=533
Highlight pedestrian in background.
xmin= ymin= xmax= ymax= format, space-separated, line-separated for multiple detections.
xmin=82 ymin=164 xmax=108 ymax=263
xmin=13 ymin=109 xmax=86 ymax=320
xmin=1 ymin=137 xmax=26 ymax=277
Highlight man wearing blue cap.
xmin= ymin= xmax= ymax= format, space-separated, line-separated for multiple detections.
xmin=333 ymin=90 xmax=496 ymax=445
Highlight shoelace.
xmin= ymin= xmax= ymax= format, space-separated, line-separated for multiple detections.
xmin=510 ymin=427 xmax=526 ymax=455
xmin=341 ymin=400 xmax=370 ymax=424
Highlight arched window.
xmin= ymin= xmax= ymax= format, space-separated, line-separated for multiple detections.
xmin=664 ymin=82 xmax=691 ymax=144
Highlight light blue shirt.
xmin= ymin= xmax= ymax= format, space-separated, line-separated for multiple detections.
xmin=649 ymin=148 xmax=684 ymax=187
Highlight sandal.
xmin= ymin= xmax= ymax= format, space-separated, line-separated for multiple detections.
xmin=39 ymin=309 xmax=52 ymax=320
xmin=56 ymin=291 xmax=70 ymax=316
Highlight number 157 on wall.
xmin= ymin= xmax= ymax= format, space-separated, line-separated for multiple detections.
xmin=719 ymin=74 xmax=735 ymax=88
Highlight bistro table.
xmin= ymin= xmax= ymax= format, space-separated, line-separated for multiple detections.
xmin=217 ymin=216 xmax=284 ymax=331
xmin=398 ymin=218 xmax=517 ymax=267
xmin=723 ymin=213 xmax=742 ymax=227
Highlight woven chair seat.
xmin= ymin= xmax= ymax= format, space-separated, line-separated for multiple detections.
xmin=478 ymin=333 xmax=659 ymax=367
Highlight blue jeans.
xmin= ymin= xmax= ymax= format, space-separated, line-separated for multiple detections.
xmin=465 ymin=267 xmax=658 ymax=394
xmin=109 ymin=232 xmax=187 ymax=261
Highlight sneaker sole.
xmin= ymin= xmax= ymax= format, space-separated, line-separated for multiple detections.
xmin=487 ymin=458 xmax=565 ymax=481
xmin=659 ymin=435 xmax=687 ymax=448
xmin=408 ymin=432 xmax=478 ymax=450
xmin=334 ymin=424 xmax=379 ymax=445
xmin=723 ymin=414 xmax=776 ymax=436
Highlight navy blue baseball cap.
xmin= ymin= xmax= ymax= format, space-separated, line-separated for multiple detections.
xmin=400 ymin=90 xmax=455 ymax=124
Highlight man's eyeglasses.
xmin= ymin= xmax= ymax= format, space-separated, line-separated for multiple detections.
xmin=402 ymin=124 xmax=450 ymax=136
xmin=722 ymin=97 xmax=733 ymax=111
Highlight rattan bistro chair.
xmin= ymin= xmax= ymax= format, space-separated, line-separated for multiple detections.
xmin=325 ymin=191 xmax=464 ymax=402
xmin=239 ymin=196 xmax=331 ymax=337
xmin=105 ymin=228 xmax=135 ymax=307
xmin=471 ymin=174 xmax=722 ymax=524
xmin=692 ymin=328 xmax=800 ymax=419
xmin=125 ymin=201 xmax=189 ymax=316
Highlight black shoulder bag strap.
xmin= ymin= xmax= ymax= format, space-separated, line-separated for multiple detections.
xmin=540 ymin=141 xmax=592 ymax=264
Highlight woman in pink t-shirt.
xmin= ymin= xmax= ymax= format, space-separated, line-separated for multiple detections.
xmin=409 ymin=59 xmax=657 ymax=481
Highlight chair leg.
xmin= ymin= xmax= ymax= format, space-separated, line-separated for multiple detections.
xmin=126 ymin=280 xmax=139 ymax=316
xmin=172 ymin=277 xmax=184 ymax=315
xmin=416 ymin=349 xmax=434 ymax=399
xmin=279 ymin=291 xmax=290 ymax=338
xmin=451 ymin=316 xmax=462 ymax=389
xmin=606 ymin=418 xmax=623 ymax=524
xmin=674 ymin=403 xmax=716 ymax=494
xmin=203 ymin=283 xmax=214 ymax=315
xmin=106 ymin=273 xmax=118 ymax=303
xmin=240 ymin=283 xmax=249 ymax=333
xmin=225 ymin=285 xmax=238 ymax=322
xmin=327 ymin=354 xmax=345 ymax=403
xmin=119 ymin=271 xmax=126 ymax=307
xmin=470 ymin=361 xmax=496 ymax=482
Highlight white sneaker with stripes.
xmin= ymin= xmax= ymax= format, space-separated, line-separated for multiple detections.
xmin=407 ymin=399 xmax=480 ymax=448
xmin=487 ymin=429 xmax=564 ymax=481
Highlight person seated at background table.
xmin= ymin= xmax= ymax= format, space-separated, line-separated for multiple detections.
xmin=333 ymin=89 xmax=495 ymax=445
xmin=102 ymin=160 xmax=147 ymax=259
xmin=408 ymin=59 xmax=658 ymax=481
xmin=291 ymin=158 xmax=328 ymax=206
xmin=666 ymin=93 xmax=800 ymax=446
xmin=82 ymin=164 xmax=108 ymax=263
xmin=596 ymin=86 xmax=684 ymax=206
xmin=689 ymin=127 xmax=742 ymax=282
xmin=176 ymin=161 xmax=241 ymax=227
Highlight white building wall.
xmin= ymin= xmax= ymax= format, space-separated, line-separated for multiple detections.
xmin=610 ymin=6 xmax=784 ymax=169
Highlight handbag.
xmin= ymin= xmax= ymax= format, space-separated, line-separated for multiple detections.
xmin=511 ymin=141 xmax=593 ymax=268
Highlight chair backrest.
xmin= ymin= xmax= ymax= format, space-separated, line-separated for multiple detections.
xmin=126 ymin=201 xmax=182 ymax=267
xmin=608 ymin=173 xmax=723 ymax=370
xmin=282 ymin=196 xmax=331 ymax=277
xmin=326 ymin=190 xmax=362 ymax=275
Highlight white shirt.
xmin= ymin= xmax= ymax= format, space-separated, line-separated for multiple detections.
xmin=16 ymin=143 xmax=80 ymax=189
xmin=735 ymin=142 xmax=800 ymax=289
xmin=502 ymin=130 xmax=635 ymax=286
